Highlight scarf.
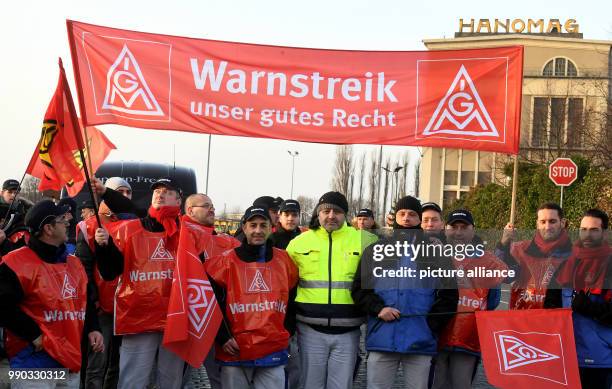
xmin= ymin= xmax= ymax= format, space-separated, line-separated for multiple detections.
xmin=148 ymin=205 xmax=180 ymax=237
xmin=533 ymin=229 xmax=570 ymax=255
xmin=556 ymin=241 xmax=611 ymax=293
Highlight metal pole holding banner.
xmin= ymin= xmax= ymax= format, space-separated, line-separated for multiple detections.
xmin=509 ymin=154 xmax=519 ymax=225
xmin=59 ymin=58 xmax=101 ymax=229
xmin=205 ymin=135 xmax=211 ymax=194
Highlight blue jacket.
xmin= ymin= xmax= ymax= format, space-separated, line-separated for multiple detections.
xmin=564 ymin=293 xmax=612 ymax=368
xmin=366 ymin=254 xmax=439 ymax=355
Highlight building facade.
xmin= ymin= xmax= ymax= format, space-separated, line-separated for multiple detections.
xmin=419 ymin=24 xmax=611 ymax=208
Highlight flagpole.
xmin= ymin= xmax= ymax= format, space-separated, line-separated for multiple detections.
xmin=509 ymin=154 xmax=519 ymax=225
xmin=58 ymin=58 xmax=102 ymax=228
xmin=205 ymin=135 xmax=211 ymax=194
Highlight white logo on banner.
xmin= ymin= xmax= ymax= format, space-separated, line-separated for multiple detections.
xmin=102 ymin=44 xmax=164 ymax=116
xmin=150 ymin=239 xmax=174 ymax=261
xmin=497 ymin=334 xmax=560 ymax=371
xmin=186 ymin=279 xmax=215 ymax=339
xmin=248 ymin=269 xmax=271 ymax=292
xmin=61 ymin=274 xmax=77 ymax=300
xmin=422 ymin=65 xmax=499 ymax=137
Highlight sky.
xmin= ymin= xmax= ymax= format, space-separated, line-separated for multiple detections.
xmin=1 ymin=0 xmax=611 ymax=211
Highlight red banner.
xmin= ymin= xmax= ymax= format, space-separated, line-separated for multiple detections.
xmin=163 ymin=218 xmax=223 ymax=367
xmin=67 ymin=20 xmax=523 ymax=154
xmin=476 ymin=309 xmax=581 ymax=389
xmin=26 ymin=62 xmax=115 ymax=197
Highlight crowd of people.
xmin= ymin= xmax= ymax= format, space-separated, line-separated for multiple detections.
xmin=0 ymin=176 xmax=610 ymax=389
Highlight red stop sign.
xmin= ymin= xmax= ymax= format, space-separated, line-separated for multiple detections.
xmin=549 ymin=158 xmax=578 ymax=186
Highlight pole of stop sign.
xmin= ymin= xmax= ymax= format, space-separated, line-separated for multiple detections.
xmin=548 ymin=158 xmax=578 ymax=208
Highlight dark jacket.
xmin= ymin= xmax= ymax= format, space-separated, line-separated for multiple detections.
xmin=0 ymin=198 xmax=32 ymax=235
xmin=271 ymin=226 xmax=301 ymax=250
xmin=101 ymin=188 xmax=146 ymax=219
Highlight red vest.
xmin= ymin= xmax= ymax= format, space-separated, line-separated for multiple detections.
xmin=111 ymin=219 xmax=178 ymax=335
xmin=2 ymin=247 xmax=87 ymax=372
xmin=439 ymin=288 xmax=488 ymax=352
xmin=438 ymin=253 xmax=505 ymax=353
xmin=77 ymin=217 xmax=120 ymax=314
xmin=510 ymin=241 xmax=566 ymax=310
xmin=206 ymin=248 xmax=298 ymax=362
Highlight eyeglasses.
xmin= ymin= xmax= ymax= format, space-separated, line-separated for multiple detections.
xmin=191 ymin=203 xmax=214 ymax=209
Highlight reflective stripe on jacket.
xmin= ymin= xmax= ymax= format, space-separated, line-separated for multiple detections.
xmin=287 ymin=223 xmax=376 ymax=328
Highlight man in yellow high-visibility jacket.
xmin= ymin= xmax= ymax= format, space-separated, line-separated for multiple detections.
xmin=287 ymin=191 xmax=376 ymax=389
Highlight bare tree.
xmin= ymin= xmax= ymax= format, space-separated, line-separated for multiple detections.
xmin=414 ymin=155 xmax=422 ymax=198
xmin=398 ymin=151 xmax=410 ymax=199
xmin=332 ymin=145 xmax=354 ymax=195
xmin=19 ymin=176 xmax=45 ymax=204
xmin=356 ymin=153 xmax=366 ymax=211
xmin=368 ymin=149 xmax=380 ymax=211
xmin=380 ymin=156 xmax=391 ymax=217
xmin=296 ymin=195 xmax=317 ymax=225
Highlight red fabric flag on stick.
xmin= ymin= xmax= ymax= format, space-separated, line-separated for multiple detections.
xmin=163 ymin=218 xmax=223 ymax=367
xmin=476 ymin=309 xmax=581 ymax=389
xmin=26 ymin=60 xmax=115 ymax=197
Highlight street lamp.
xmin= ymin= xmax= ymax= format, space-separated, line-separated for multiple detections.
xmin=393 ymin=166 xmax=404 ymax=202
xmin=383 ymin=165 xmax=404 ymax=206
xmin=288 ymin=151 xmax=299 ymax=198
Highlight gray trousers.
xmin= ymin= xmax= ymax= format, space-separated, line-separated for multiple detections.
xmin=220 ymin=365 xmax=285 ymax=389
xmin=431 ymin=351 xmax=478 ymax=389
xmin=367 ymin=351 xmax=432 ymax=389
xmin=85 ymin=312 xmax=120 ymax=389
xmin=285 ymin=334 xmax=301 ymax=389
xmin=117 ymin=332 xmax=184 ymax=389
xmin=297 ymin=322 xmax=360 ymax=389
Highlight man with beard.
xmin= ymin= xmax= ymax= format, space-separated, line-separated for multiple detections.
xmin=545 ymin=209 xmax=611 ymax=389
xmin=351 ymin=196 xmax=457 ymax=389
xmin=288 ymin=192 xmax=377 ymax=389
xmin=497 ymin=203 xmax=572 ymax=310
xmin=93 ymin=177 xmax=185 ymax=389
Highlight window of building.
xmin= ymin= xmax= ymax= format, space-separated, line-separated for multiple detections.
xmin=542 ymin=58 xmax=578 ymax=77
xmin=443 ymin=191 xmax=457 ymax=209
xmin=477 ymin=172 xmax=492 ymax=185
xmin=460 ymin=171 xmax=475 ymax=187
xmin=444 ymin=170 xmax=458 ymax=186
xmin=531 ymin=97 xmax=584 ymax=148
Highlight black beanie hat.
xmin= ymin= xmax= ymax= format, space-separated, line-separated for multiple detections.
xmin=316 ymin=191 xmax=348 ymax=214
xmin=394 ymin=196 xmax=422 ymax=218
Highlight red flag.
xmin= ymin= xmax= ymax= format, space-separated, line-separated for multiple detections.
xmin=26 ymin=61 xmax=115 ymax=196
xmin=476 ymin=309 xmax=581 ymax=389
xmin=163 ymin=218 xmax=223 ymax=367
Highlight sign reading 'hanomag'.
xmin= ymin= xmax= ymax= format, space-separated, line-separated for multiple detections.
xmin=458 ymin=18 xmax=579 ymax=34
xmin=67 ymin=20 xmax=523 ymax=154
